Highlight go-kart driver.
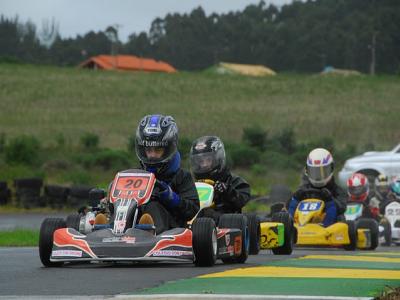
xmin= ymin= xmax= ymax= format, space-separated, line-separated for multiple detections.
xmin=100 ymin=114 xmax=199 ymax=234
xmin=373 ymin=174 xmax=396 ymax=214
xmin=287 ymin=148 xmax=347 ymax=227
xmin=346 ymin=172 xmax=379 ymax=219
xmin=189 ymin=136 xmax=251 ymax=223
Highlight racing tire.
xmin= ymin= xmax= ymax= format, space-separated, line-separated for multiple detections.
xmin=380 ymin=218 xmax=392 ymax=246
xmin=357 ymin=218 xmax=379 ymax=250
xmin=192 ymin=217 xmax=217 ymax=267
xmin=219 ymin=214 xmax=249 ymax=264
xmin=344 ymin=220 xmax=357 ymax=251
xmin=245 ymin=213 xmax=260 ymax=255
xmin=271 ymin=211 xmax=294 ymax=255
xmin=66 ymin=214 xmax=81 ymax=231
xmin=39 ymin=218 xmax=66 ymax=267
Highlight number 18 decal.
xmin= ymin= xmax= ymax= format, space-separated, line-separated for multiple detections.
xmin=300 ymin=202 xmax=322 ymax=211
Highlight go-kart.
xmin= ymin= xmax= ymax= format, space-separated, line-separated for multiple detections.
xmin=293 ymin=189 xmax=371 ymax=250
xmin=344 ymin=201 xmax=379 ymax=250
xmin=39 ymin=169 xmax=249 ymax=267
xmin=196 ymin=179 xmax=295 ymax=256
xmin=382 ymin=200 xmax=400 ymax=245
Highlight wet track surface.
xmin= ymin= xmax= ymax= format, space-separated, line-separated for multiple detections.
xmin=0 ymin=213 xmax=68 ymax=231
xmin=0 ymin=246 xmax=397 ymax=296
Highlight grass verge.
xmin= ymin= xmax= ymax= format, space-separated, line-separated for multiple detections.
xmin=0 ymin=229 xmax=39 ymax=247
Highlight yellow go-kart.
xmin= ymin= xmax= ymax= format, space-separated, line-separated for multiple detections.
xmin=196 ymin=180 xmax=295 ymax=256
xmin=294 ymin=194 xmax=372 ymax=250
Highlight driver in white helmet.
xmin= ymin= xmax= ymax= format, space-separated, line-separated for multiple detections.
xmin=287 ymin=148 xmax=347 ymax=227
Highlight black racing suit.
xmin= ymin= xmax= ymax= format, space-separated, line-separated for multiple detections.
xmin=201 ymin=170 xmax=251 ymax=223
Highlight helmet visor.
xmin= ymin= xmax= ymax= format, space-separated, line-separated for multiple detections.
xmin=348 ymin=185 xmax=368 ymax=197
xmin=376 ymin=184 xmax=389 ymax=195
xmin=190 ymin=152 xmax=218 ymax=174
xmin=306 ymin=164 xmax=333 ymax=183
xmin=136 ymin=143 xmax=176 ymax=165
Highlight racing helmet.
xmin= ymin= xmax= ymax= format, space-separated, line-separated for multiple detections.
xmin=347 ymin=173 xmax=369 ymax=202
xmin=374 ymin=174 xmax=390 ymax=199
xmin=306 ymin=148 xmax=334 ymax=188
xmin=390 ymin=177 xmax=400 ymax=200
xmin=135 ymin=114 xmax=178 ymax=174
xmin=190 ymin=136 xmax=226 ymax=180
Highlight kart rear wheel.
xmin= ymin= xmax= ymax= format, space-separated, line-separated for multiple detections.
xmin=245 ymin=213 xmax=260 ymax=255
xmin=219 ymin=214 xmax=249 ymax=264
xmin=380 ymin=218 xmax=392 ymax=246
xmin=66 ymin=214 xmax=81 ymax=231
xmin=39 ymin=218 xmax=66 ymax=267
xmin=192 ymin=217 xmax=217 ymax=267
xmin=344 ymin=220 xmax=357 ymax=251
xmin=271 ymin=211 xmax=294 ymax=255
xmin=357 ymin=218 xmax=379 ymax=250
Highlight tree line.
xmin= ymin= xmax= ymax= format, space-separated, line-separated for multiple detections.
xmin=1 ymin=0 xmax=399 ymax=73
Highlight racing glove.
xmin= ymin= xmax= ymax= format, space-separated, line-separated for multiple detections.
xmin=214 ymin=181 xmax=228 ymax=195
xmin=157 ymin=180 xmax=180 ymax=208
xmin=323 ymin=200 xmax=337 ymax=227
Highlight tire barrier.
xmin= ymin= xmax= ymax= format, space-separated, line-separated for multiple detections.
xmin=68 ymin=185 xmax=95 ymax=208
xmin=44 ymin=185 xmax=70 ymax=209
xmin=14 ymin=178 xmax=44 ymax=209
xmin=0 ymin=181 xmax=11 ymax=205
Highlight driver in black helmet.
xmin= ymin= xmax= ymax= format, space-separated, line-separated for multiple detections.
xmin=189 ymin=136 xmax=250 ymax=222
xmin=127 ymin=114 xmax=199 ymax=234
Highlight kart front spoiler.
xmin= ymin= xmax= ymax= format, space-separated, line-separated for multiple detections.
xmin=50 ymin=226 xmax=242 ymax=264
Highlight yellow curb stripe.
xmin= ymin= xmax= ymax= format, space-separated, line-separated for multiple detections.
xmin=356 ymin=252 xmax=400 ymax=256
xmin=199 ymin=266 xmax=400 ymax=279
xmin=299 ymin=255 xmax=400 ymax=263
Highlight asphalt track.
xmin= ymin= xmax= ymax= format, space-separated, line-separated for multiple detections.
xmin=0 ymin=246 xmax=398 ymax=298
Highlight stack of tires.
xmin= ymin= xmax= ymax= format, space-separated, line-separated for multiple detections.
xmin=14 ymin=178 xmax=44 ymax=208
xmin=44 ymin=185 xmax=70 ymax=209
xmin=67 ymin=185 xmax=95 ymax=208
xmin=0 ymin=181 xmax=11 ymax=205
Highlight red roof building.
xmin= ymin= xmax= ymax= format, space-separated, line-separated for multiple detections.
xmin=79 ymin=55 xmax=176 ymax=73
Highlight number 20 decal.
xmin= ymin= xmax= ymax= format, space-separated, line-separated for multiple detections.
xmin=124 ymin=179 xmax=143 ymax=189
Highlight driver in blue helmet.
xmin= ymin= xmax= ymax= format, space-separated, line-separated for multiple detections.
xmin=134 ymin=114 xmax=200 ymax=234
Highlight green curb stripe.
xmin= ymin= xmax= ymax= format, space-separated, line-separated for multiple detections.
xmin=138 ymin=277 xmax=399 ymax=297
xmin=264 ymin=258 xmax=400 ymax=270
xmin=355 ymin=252 xmax=400 ymax=258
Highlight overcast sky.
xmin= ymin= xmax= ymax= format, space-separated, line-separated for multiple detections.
xmin=1 ymin=0 xmax=294 ymax=42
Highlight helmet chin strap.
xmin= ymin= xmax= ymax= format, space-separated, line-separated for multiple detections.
xmin=142 ymin=152 xmax=181 ymax=177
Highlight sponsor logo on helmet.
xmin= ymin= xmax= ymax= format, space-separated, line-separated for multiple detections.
xmin=195 ymin=142 xmax=207 ymax=150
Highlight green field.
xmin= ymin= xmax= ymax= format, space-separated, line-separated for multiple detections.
xmin=1 ymin=64 xmax=399 ymax=148
xmin=0 ymin=63 xmax=399 ymax=194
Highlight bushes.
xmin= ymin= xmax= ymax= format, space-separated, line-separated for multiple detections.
xmin=80 ymin=132 xmax=99 ymax=150
xmin=5 ymin=135 xmax=41 ymax=165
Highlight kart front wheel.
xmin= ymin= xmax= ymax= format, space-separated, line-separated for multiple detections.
xmin=66 ymin=214 xmax=81 ymax=231
xmin=192 ymin=217 xmax=217 ymax=267
xmin=344 ymin=220 xmax=357 ymax=251
xmin=245 ymin=213 xmax=260 ymax=255
xmin=271 ymin=212 xmax=294 ymax=255
xmin=380 ymin=218 xmax=392 ymax=246
xmin=39 ymin=218 xmax=66 ymax=267
xmin=357 ymin=218 xmax=379 ymax=250
xmin=219 ymin=214 xmax=249 ymax=264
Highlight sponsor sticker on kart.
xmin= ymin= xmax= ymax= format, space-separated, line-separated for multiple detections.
xmin=234 ymin=236 xmax=242 ymax=255
xmin=335 ymin=233 xmax=344 ymax=241
xmin=152 ymin=250 xmax=192 ymax=257
xmin=52 ymin=250 xmax=82 ymax=257
xmin=102 ymin=236 xmax=136 ymax=244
